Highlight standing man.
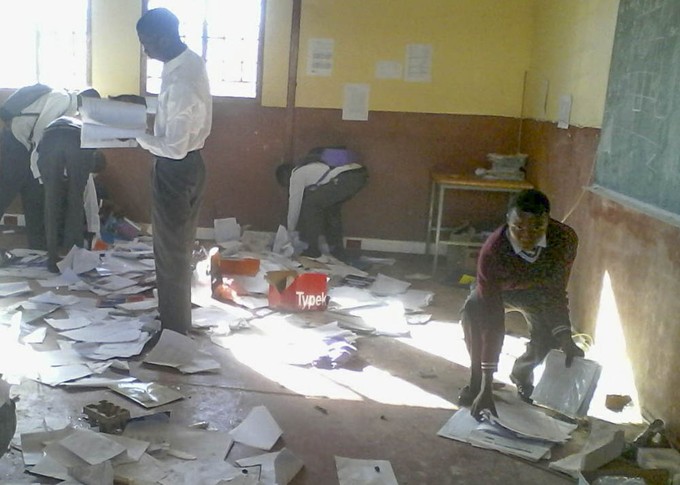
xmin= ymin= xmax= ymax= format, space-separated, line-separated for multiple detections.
xmin=0 ymin=86 xmax=91 ymax=249
xmin=37 ymin=116 xmax=106 ymax=273
xmin=135 ymin=8 xmax=212 ymax=334
xmin=458 ymin=189 xmax=584 ymax=419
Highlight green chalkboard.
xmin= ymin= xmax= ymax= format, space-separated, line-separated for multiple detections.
xmin=595 ymin=0 xmax=680 ymax=215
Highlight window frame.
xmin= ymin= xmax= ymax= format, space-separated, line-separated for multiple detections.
xmin=0 ymin=0 xmax=92 ymax=93
xmin=139 ymin=0 xmax=266 ymax=103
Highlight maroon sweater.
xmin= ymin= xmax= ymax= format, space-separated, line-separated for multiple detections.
xmin=474 ymin=218 xmax=578 ymax=367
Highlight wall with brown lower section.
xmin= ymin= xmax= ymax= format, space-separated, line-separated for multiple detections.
xmin=521 ymin=118 xmax=680 ymax=442
xmin=99 ymin=103 xmax=522 ymax=241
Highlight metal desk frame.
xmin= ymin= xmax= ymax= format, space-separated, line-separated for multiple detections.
xmin=425 ymin=172 xmax=533 ymax=274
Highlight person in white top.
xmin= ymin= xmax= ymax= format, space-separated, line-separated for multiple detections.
xmin=276 ymin=159 xmax=368 ymax=261
xmin=0 ymin=87 xmax=96 ymax=248
xmin=135 ymin=7 xmax=212 ymax=334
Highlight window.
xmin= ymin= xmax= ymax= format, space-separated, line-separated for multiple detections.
xmin=0 ymin=0 xmax=88 ymax=89
xmin=145 ymin=0 xmax=263 ymax=98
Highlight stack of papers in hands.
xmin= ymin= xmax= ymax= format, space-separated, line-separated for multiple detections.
xmin=531 ymin=349 xmax=602 ymax=418
xmin=80 ymin=97 xmax=147 ymax=148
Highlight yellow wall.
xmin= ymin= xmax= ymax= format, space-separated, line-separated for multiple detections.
xmin=88 ymin=0 xmax=617 ymax=123
xmin=91 ymin=0 xmax=142 ymax=96
xmin=261 ymin=0 xmax=293 ymax=107
xmin=523 ymin=0 xmax=619 ymax=128
xmin=296 ymin=0 xmax=535 ymax=116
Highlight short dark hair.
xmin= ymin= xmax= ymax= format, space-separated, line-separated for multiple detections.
xmin=275 ymin=163 xmax=294 ymax=187
xmin=136 ymin=8 xmax=180 ymax=37
xmin=508 ymin=189 xmax=551 ymax=216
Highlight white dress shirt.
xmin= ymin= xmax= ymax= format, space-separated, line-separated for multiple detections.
xmin=136 ymin=47 xmax=212 ymax=160
xmin=10 ymin=90 xmax=78 ymax=179
xmin=287 ymin=161 xmax=363 ymax=231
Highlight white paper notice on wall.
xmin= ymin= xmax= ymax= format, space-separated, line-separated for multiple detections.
xmin=342 ymin=83 xmax=370 ymax=121
xmin=375 ymin=60 xmax=402 ymax=80
xmin=557 ymin=94 xmax=572 ymax=129
xmin=405 ymin=43 xmax=433 ymax=82
xmin=307 ymin=38 xmax=334 ymax=76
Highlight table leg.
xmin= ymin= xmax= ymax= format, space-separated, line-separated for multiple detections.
xmin=425 ymin=179 xmax=436 ymax=256
xmin=432 ymin=184 xmax=445 ymax=274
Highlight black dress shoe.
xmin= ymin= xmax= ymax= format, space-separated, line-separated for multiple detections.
xmin=457 ymin=385 xmax=477 ymax=406
xmin=510 ymin=375 xmax=534 ymax=403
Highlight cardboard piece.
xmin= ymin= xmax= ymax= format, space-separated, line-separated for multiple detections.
xmin=266 ymin=271 xmax=328 ymax=312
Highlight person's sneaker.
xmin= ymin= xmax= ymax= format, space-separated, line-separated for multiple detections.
xmin=510 ymin=375 xmax=534 ymax=403
xmin=457 ymin=385 xmax=477 ymax=407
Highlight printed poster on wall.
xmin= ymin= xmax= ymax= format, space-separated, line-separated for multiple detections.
xmin=342 ymin=83 xmax=370 ymax=121
xmin=405 ymin=43 xmax=433 ymax=83
xmin=307 ymin=38 xmax=334 ymax=76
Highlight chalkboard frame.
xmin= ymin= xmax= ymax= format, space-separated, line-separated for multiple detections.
xmin=594 ymin=0 xmax=680 ymax=218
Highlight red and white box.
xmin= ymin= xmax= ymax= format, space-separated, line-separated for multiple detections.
xmin=266 ymin=271 xmax=328 ymax=312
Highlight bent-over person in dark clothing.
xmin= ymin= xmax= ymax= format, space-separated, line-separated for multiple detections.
xmin=458 ymin=188 xmax=584 ymax=420
xmin=37 ymin=116 xmax=106 ymax=273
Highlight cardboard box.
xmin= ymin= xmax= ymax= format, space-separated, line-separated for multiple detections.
xmin=218 ymin=257 xmax=260 ymax=276
xmin=266 ymin=271 xmax=328 ymax=312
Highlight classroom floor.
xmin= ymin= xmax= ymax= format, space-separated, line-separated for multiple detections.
xmin=0 ymin=226 xmax=587 ymax=484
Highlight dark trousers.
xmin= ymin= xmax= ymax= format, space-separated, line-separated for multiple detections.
xmin=299 ymin=167 xmax=368 ymax=256
xmin=37 ymin=129 xmax=94 ymax=264
xmin=152 ymin=152 xmax=205 ymax=334
xmin=462 ymin=287 xmax=571 ymax=385
xmin=0 ymin=128 xmax=45 ymax=249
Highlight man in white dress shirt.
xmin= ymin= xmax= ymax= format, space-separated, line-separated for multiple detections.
xmin=135 ymin=8 xmax=212 ymax=334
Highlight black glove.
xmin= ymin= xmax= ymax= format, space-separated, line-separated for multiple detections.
xmin=562 ymin=340 xmax=585 ymax=367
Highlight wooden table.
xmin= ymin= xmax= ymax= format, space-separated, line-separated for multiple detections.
xmin=426 ymin=172 xmax=533 ymax=273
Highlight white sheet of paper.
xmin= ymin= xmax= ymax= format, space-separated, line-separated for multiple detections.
xmin=58 ymin=428 xmax=126 ymax=465
xmin=404 ymin=43 xmax=432 ymax=83
xmin=123 ymin=420 xmax=233 ymax=460
xmin=375 ymin=60 xmax=402 ymax=79
xmin=437 ymin=407 xmax=486 ymax=442
xmin=29 ymin=291 xmax=80 ymax=306
xmin=160 ymin=460 xmax=244 ymax=485
xmin=20 ymin=427 xmax=75 ymax=466
xmin=214 ymin=217 xmax=242 ymax=243
xmin=368 ymin=273 xmax=410 ymax=296
xmin=117 ymin=298 xmax=158 ymax=311
xmin=33 ymin=364 xmax=93 ymax=386
xmin=342 ymin=83 xmax=370 ymax=121
xmin=81 ymin=97 xmax=147 ymax=129
xmin=307 ymin=38 xmax=334 ymax=76
xmin=468 ymin=423 xmax=552 ymax=462
xmin=491 ymin=400 xmax=576 ymax=443
xmin=236 ymin=448 xmax=304 ymax=485
xmin=38 ymin=268 xmax=81 ymax=288
xmin=192 ymin=306 xmax=250 ymax=328
xmin=272 ymin=225 xmax=294 ymax=257
xmin=45 ymin=316 xmax=92 ymax=331
xmin=57 ymin=246 xmax=101 ymax=274
xmin=335 ymin=456 xmax=399 ymax=485
xmin=22 ymin=326 xmax=46 ymax=344
xmin=60 ymin=321 xmax=143 ymax=343
xmin=0 ymin=281 xmax=32 ymax=297
xmin=114 ymin=453 xmax=169 ymax=484
xmin=143 ymin=329 xmax=220 ymax=373
xmin=73 ymin=332 xmax=152 ymax=360
xmin=531 ymin=349 xmax=602 ymax=418
xmin=229 ymin=405 xmax=282 ymax=450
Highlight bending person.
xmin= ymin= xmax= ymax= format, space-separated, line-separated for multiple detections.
xmin=458 ymin=188 xmax=584 ymax=419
